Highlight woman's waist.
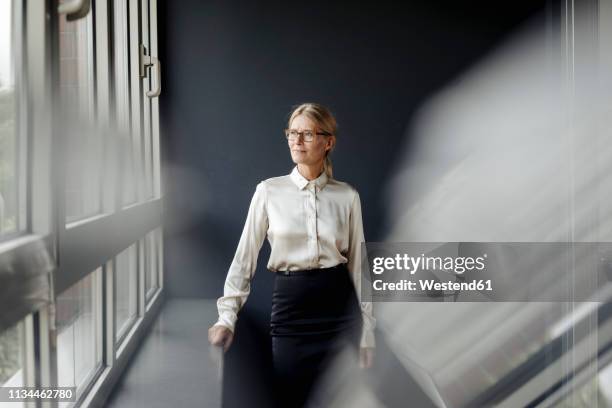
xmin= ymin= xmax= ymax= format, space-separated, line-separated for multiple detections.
xmin=270 ymin=262 xmax=348 ymax=276
xmin=266 ymin=251 xmax=349 ymax=274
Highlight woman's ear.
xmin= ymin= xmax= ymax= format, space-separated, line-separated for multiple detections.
xmin=326 ymin=136 xmax=336 ymax=152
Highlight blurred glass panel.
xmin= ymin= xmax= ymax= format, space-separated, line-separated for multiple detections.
xmin=113 ymin=0 xmax=136 ymax=206
xmin=59 ymin=1 xmax=101 ymax=223
xmin=115 ymin=244 xmax=137 ymax=341
xmin=56 ymin=268 xmax=102 ymax=403
xmin=0 ymin=0 xmax=19 ymax=234
xmin=552 ymin=359 xmax=612 ymax=407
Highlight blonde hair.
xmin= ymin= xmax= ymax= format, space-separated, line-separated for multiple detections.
xmin=287 ymin=103 xmax=337 ymax=178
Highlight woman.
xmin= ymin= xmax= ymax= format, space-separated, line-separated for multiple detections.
xmin=208 ymin=103 xmax=376 ymax=407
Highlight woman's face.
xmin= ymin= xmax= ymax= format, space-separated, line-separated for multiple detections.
xmin=288 ymin=115 xmax=333 ymax=167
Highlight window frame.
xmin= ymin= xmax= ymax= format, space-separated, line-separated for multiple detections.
xmin=0 ymin=0 xmax=165 ymax=407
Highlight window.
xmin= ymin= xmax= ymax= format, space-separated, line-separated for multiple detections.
xmin=0 ymin=0 xmax=164 ymax=406
xmin=115 ymin=244 xmax=138 ymax=342
xmin=56 ymin=268 xmax=103 ymax=403
xmin=0 ymin=0 xmax=23 ymax=234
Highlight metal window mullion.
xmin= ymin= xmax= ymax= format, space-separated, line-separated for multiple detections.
xmin=83 ymin=10 xmax=100 ymax=219
xmin=53 ymin=0 xmax=69 ymax=302
xmin=14 ymin=0 xmax=28 ymax=234
xmin=94 ymin=266 xmax=104 ymax=368
xmin=112 ymin=0 xmax=131 ymax=209
xmin=94 ymin=0 xmax=117 ymax=217
xmin=128 ymin=0 xmax=144 ymax=203
xmin=27 ymin=0 xmax=54 ymax=238
xmin=35 ymin=304 xmax=58 ymax=395
xmin=141 ymin=0 xmax=152 ymax=199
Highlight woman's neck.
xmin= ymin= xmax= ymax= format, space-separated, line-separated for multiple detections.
xmin=297 ymin=163 xmax=324 ymax=180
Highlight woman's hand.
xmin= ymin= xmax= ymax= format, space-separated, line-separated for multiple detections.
xmin=208 ymin=325 xmax=234 ymax=353
xmin=359 ymin=347 xmax=375 ymax=369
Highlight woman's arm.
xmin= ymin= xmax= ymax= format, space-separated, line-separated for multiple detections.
xmin=213 ymin=181 xmax=268 ymax=333
xmin=347 ymin=189 xmax=376 ymax=349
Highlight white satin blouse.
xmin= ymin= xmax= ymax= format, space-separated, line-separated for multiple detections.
xmin=213 ymin=166 xmax=376 ymax=348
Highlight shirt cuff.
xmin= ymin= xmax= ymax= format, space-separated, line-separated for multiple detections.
xmin=214 ymin=313 xmax=237 ymax=333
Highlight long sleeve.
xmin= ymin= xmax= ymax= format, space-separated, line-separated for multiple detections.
xmin=347 ymin=190 xmax=376 ymax=348
xmin=213 ymin=182 xmax=268 ymax=332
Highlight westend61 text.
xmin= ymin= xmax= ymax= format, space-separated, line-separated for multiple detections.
xmin=373 ymin=279 xmax=493 ymax=292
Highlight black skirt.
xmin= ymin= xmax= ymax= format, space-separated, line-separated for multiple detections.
xmin=270 ymin=263 xmax=362 ymax=408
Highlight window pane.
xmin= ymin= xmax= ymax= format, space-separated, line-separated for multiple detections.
xmin=144 ymin=228 xmax=159 ymax=299
xmin=0 ymin=320 xmax=26 ymax=391
xmin=0 ymin=0 xmax=19 ymax=234
xmin=56 ymin=268 xmax=102 ymax=400
xmin=59 ymin=2 xmax=101 ymax=222
xmin=113 ymin=0 xmax=136 ymax=207
xmin=115 ymin=244 xmax=137 ymax=341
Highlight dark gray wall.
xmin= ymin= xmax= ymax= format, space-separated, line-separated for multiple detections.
xmin=158 ymin=1 xmax=547 ymax=406
xmin=159 ymin=0 xmax=546 ymax=298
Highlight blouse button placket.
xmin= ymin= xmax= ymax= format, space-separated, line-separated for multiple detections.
xmin=306 ymin=183 xmax=319 ymax=265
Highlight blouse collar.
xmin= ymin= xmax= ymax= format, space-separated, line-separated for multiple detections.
xmin=290 ymin=165 xmax=329 ymax=191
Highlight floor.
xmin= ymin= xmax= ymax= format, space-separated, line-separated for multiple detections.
xmin=105 ymin=298 xmax=222 ymax=408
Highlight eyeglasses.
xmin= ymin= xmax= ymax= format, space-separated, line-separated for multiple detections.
xmin=285 ymin=129 xmax=331 ymax=142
